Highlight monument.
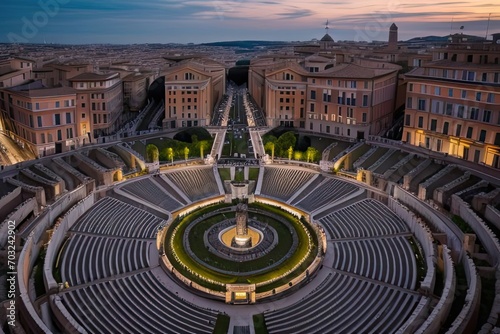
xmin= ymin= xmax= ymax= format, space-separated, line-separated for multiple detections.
xmin=233 ymin=203 xmax=251 ymax=248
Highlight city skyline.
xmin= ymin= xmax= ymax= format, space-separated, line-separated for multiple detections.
xmin=1 ymin=0 xmax=498 ymax=44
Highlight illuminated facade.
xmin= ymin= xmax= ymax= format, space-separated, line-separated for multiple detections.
xmin=249 ymin=59 xmax=399 ymax=140
xmin=402 ymin=34 xmax=500 ymax=169
xmin=163 ymin=60 xmax=225 ymax=129
xmin=70 ymin=72 xmax=123 ymax=139
xmin=0 ymin=82 xmax=81 ymax=157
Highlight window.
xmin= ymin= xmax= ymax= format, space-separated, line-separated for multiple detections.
xmin=102 ymin=102 xmax=106 ymax=111
xmin=405 ymin=114 xmax=411 ymax=126
xmin=37 ymin=116 xmax=42 ymax=128
xmin=482 ymin=73 xmax=487 ymax=82
xmin=495 ymin=73 xmax=499 ymax=83
xmin=57 ymin=129 xmax=62 ymax=141
xmin=55 ymin=101 xmax=60 ymax=108
xmin=67 ymin=128 xmax=73 ymax=139
xmin=66 ymin=113 xmax=71 ymax=124
xmin=54 ymin=114 xmax=61 ymax=125
xmin=448 ymin=88 xmax=453 ymax=97
xmin=466 ymin=127 xmax=473 ymax=139
xmin=420 ymin=85 xmax=426 ymax=94
xmin=48 ymin=134 xmax=53 ymax=143
xmin=309 ymin=123 xmax=313 ymax=130
xmin=362 ymin=95 xmax=368 ymax=107
xmin=362 ymin=113 xmax=367 ymax=123
xmin=461 ymin=90 xmax=467 ymax=99
xmin=29 ymin=115 xmax=33 ymax=127
xmin=417 ymin=99 xmax=426 ymax=111
xmin=81 ymin=113 xmax=86 ymax=119
xmin=430 ymin=119 xmax=437 ymax=131
xmin=474 ymin=150 xmax=480 ymax=163
xmin=437 ymin=139 xmax=442 ymax=152
xmin=467 ymin=71 xmax=475 ymax=81
xmin=310 ymin=103 xmax=315 ymax=112
xmin=494 ymin=133 xmax=500 ymax=146
xmin=476 ymin=92 xmax=482 ymax=101
xmin=408 ymin=83 xmax=413 ymax=92
xmin=406 ymin=97 xmax=413 ymax=109
xmin=40 ymin=133 xmax=45 ymax=144
xmin=469 ymin=108 xmax=479 ymax=120
xmin=418 ymin=116 xmax=423 ymax=128
xmin=483 ymin=110 xmax=491 ymax=123
xmin=479 ymin=130 xmax=486 ymax=142
xmin=310 ymin=90 xmax=316 ymax=100
xmin=435 ymin=87 xmax=441 ymax=95
xmin=441 ymin=122 xmax=448 ymax=135
xmin=93 ymin=114 xmax=98 ymax=124
xmin=456 ymin=124 xmax=462 ymax=137
xmin=35 ymin=103 xmax=40 ymax=110
xmin=457 ymin=105 xmax=464 ymax=118
xmin=487 ymin=93 xmax=494 ymax=103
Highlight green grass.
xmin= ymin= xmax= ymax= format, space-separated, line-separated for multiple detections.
xmin=221 ymin=131 xmax=249 ymax=157
xmin=253 ymin=314 xmax=269 ymax=334
xmin=248 ymin=168 xmax=260 ymax=180
xmin=218 ymin=168 xmax=231 ymax=181
xmin=165 ymin=202 xmax=318 ymax=293
xmin=188 ymin=211 xmax=294 ymax=273
xmin=213 ymin=314 xmax=230 ymax=334
xmin=234 ymin=169 xmax=245 ymax=182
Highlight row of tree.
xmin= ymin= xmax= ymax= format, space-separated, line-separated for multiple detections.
xmin=263 ymin=131 xmax=320 ymax=163
xmin=145 ymin=134 xmax=212 ymax=163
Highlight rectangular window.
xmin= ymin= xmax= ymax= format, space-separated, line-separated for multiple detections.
xmin=479 ymin=130 xmax=486 ymax=142
xmin=406 ymin=97 xmax=412 ymax=109
xmin=470 ymin=108 xmax=479 ymax=120
xmin=54 ymin=114 xmax=61 ymax=125
xmin=476 ymin=92 xmax=482 ymax=101
xmin=405 ymin=114 xmax=411 ymax=126
xmin=448 ymin=88 xmax=453 ymax=97
xmin=466 ymin=127 xmax=473 ymax=139
xmin=37 ymin=116 xmax=42 ymax=127
xmin=310 ymin=90 xmax=316 ymax=100
xmin=418 ymin=116 xmax=424 ymax=128
xmin=487 ymin=93 xmax=494 ymax=103
xmin=494 ymin=133 xmax=500 ymax=146
xmin=362 ymin=95 xmax=368 ymax=107
xmin=420 ymin=85 xmax=426 ymax=94
xmin=434 ymin=87 xmax=441 ymax=95
xmin=66 ymin=112 xmax=71 ymax=124
xmin=417 ymin=99 xmax=426 ymax=111
xmin=456 ymin=124 xmax=462 ymax=137
xmin=55 ymin=101 xmax=60 ymax=108
xmin=483 ymin=110 xmax=491 ymax=123
xmin=408 ymin=83 xmax=413 ymax=92
xmin=430 ymin=119 xmax=437 ymax=131
xmin=467 ymin=71 xmax=475 ymax=81
xmin=362 ymin=113 xmax=367 ymax=123
xmin=474 ymin=150 xmax=480 ymax=163
xmin=310 ymin=103 xmax=315 ymax=112
xmin=309 ymin=122 xmax=313 ymax=130
xmin=29 ymin=115 xmax=33 ymax=127
xmin=66 ymin=128 xmax=73 ymax=139
xmin=57 ymin=129 xmax=62 ymax=141
xmin=40 ymin=133 xmax=45 ymax=144
xmin=443 ymin=122 xmax=449 ymax=135
xmin=461 ymin=90 xmax=467 ymax=99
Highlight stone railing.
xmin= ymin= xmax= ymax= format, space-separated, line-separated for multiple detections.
xmin=367 ymin=148 xmax=396 ymax=172
xmin=485 ymin=205 xmax=500 ymax=230
xmin=353 ymin=145 xmax=378 ymax=170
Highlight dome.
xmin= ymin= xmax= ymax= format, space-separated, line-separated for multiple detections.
xmin=320 ymin=33 xmax=334 ymax=42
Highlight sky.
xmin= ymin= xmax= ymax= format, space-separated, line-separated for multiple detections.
xmin=1 ymin=0 xmax=498 ymax=44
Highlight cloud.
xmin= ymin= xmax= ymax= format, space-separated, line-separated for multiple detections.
xmin=277 ymin=8 xmax=315 ymax=19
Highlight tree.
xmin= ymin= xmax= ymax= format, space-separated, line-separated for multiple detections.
xmin=167 ymin=147 xmax=174 ymax=165
xmin=276 ymin=131 xmax=296 ymax=157
xmin=184 ymin=146 xmax=190 ymax=161
xmin=306 ymin=146 xmax=320 ymax=163
xmin=199 ymin=140 xmax=210 ymax=158
xmin=264 ymin=141 xmax=276 ymax=162
xmin=145 ymin=144 xmax=159 ymax=163
xmin=287 ymin=146 xmax=294 ymax=160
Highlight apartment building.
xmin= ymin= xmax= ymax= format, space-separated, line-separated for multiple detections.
xmin=0 ymin=81 xmax=80 ymax=157
xmin=163 ymin=60 xmax=225 ymax=129
xmin=69 ymin=72 xmax=123 ymax=139
xmin=402 ymin=33 xmax=500 ymax=169
xmin=249 ymin=59 xmax=399 ymax=140
xmin=0 ymin=57 xmax=34 ymax=89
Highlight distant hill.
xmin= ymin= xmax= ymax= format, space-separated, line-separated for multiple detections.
xmin=406 ymin=34 xmax=485 ymax=43
xmin=200 ymin=40 xmax=290 ymax=49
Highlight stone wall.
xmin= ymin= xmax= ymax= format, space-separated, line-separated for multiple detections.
xmin=485 ymin=205 xmax=500 ymax=230
xmin=393 ymin=186 xmax=464 ymax=261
